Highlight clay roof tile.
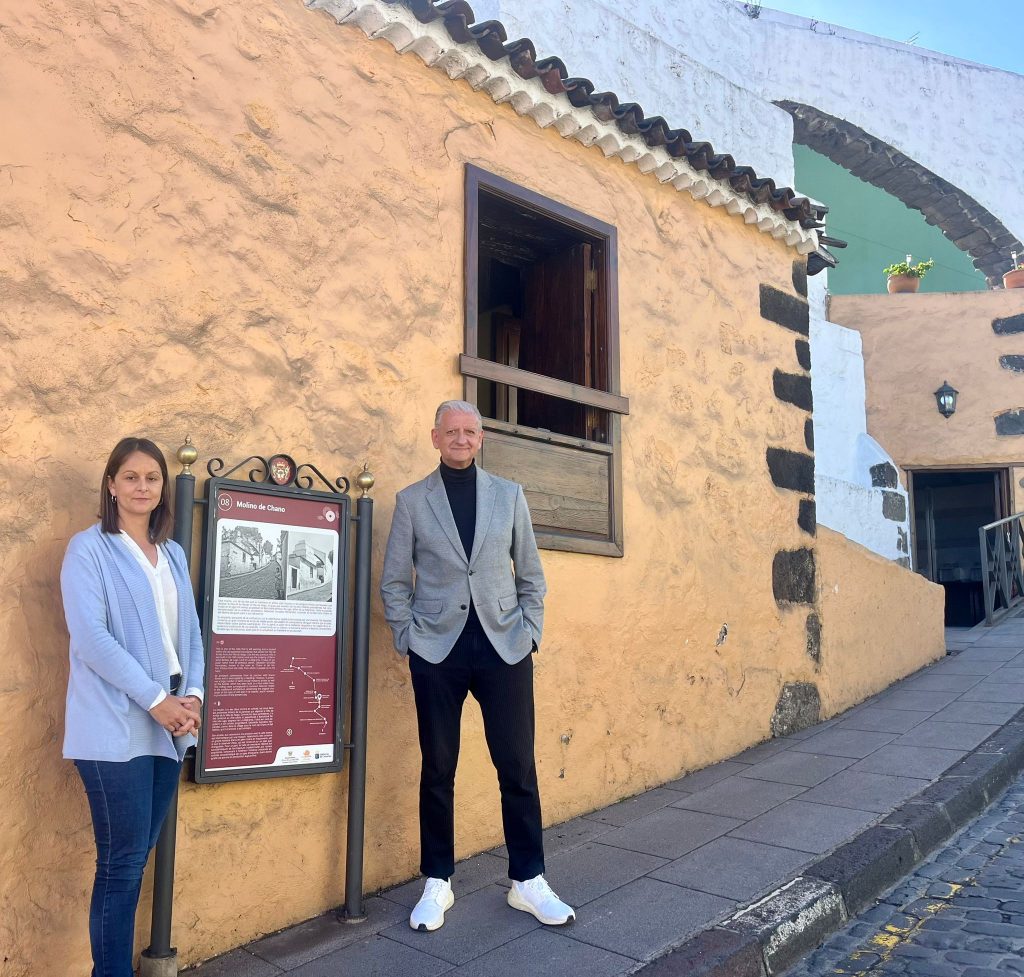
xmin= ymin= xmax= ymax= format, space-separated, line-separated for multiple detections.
xmin=390 ymin=0 xmax=819 ymax=226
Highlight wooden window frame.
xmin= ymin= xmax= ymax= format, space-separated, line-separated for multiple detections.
xmin=463 ymin=164 xmax=626 ymax=557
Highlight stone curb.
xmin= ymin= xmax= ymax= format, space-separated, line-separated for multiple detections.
xmin=635 ymin=708 xmax=1024 ymax=977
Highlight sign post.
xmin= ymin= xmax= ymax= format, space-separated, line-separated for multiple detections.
xmin=342 ymin=464 xmax=374 ymax=921
xmin=141 ymin=437 xmax=200 ymax=977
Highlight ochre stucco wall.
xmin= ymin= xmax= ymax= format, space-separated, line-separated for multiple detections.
xmin=832 ymin=292 xmax=1024 ymax=474
xmin=815 ymin=528 xmax=945 ymax=716
xmin=0 ymin=1 xmax=941 ymax=972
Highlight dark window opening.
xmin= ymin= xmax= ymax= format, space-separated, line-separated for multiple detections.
xmin=476 ymin=189 xmax=611 ymax=443
xmin=463 ymin=165 xmax=628 ymax=556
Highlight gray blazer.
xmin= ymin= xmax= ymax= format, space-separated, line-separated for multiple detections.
xmin=380 ymin=467 xmax=546 ymax=664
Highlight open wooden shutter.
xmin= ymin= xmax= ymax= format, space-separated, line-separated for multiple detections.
xmin=518 ymin=242 xmax=592 ymax=439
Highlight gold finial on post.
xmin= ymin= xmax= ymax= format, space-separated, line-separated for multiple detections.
xmin=355 ymin=462 xmax=375 ymax=499
xmin=177 ymin=434 xmax=198 ymax=475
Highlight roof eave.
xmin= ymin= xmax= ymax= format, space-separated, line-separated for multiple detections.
xmin=307 ymin=0 xmax=820 ymax=255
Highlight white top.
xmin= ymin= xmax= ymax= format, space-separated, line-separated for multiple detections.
xmin=119 ymin=532 xmax=204 ymax=709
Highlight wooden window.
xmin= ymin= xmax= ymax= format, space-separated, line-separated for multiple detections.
xmin=463 ymin=165 xmax=628 ymax=556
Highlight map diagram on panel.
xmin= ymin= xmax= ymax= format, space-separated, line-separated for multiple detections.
xmin=281 ymin=656 xmax=331 ymax=736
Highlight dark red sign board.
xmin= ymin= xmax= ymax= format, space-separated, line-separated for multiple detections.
xmin=195 ymin=479 xmax=349 ymax=783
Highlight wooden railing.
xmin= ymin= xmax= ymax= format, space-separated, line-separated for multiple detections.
xmin=980 ymin=512 xmax=1024 ymax=626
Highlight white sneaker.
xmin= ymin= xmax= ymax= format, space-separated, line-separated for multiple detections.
xmin=409 ymin=877 xmax=454 ymax=931
xmin=507 ymin=875 xmax=575 ymax=925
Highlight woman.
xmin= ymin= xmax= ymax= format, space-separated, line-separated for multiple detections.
xmin=61 ymin=437 xmax=205 ymax=977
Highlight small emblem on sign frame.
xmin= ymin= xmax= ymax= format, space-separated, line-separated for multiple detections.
xmin=268 ymin=454 xmax=295 ymax=486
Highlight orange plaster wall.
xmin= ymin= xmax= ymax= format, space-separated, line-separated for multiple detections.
xmin=815 ymin=527 xmax=946 ymax=717
xmin=0 ymin=1 xmax=941 ymax=971
xmin=831 ymin=292 xmax=1024 ymax=475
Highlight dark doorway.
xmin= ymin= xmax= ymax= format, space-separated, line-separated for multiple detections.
xmin=912 ymin=469 xmax=1009 ymax=626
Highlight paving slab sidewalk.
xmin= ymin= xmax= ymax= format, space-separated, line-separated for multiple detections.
xmin=186 ymin=617 xmax=1024 ymax=977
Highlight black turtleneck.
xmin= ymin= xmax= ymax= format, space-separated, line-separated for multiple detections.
xmin=440 ymin=460 xmax=481 ymax=631
xmin=440 ymin=460 xmax=476 ymax=556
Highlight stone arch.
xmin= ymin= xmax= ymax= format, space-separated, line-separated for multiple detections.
xmin=776 ymin=101 xmax=1022 ymax=287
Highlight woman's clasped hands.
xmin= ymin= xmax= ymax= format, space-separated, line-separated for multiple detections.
xmin=149 ymin=695 xmax=203 ymax=737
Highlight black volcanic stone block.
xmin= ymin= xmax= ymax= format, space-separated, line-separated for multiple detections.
xmin=882 ymin=490 xmax=907 ymax=522
xmin=795 ymin=339 xmax=811 ymax=371
xmin=806 ymin=611 xmax=821 ymax=663
xmin=915 ymin=778 xmax=987 ymax=829
xmin=946 ymin=752 xmax=1015 ymax=803
xmin=869 ymin=462 xmax=898 ymax=489
xmin=639 ymin=927 xmax=765 ymax=977
xmin=773 ymin=548 xmax=816 ymax=604
xmin=798 ymin=498 xmax=816 ymax=536
xmin=771 ymin=682 xmax=822 ymax=736
xmin=804 ymin=826 xmax=919 ymax=917
xmin=804 ymin=418 xmax=814 ymax=451
xmin=999 ymin=354 xmax=1024 ymax=372
xmin=792 ymin=260 xmax=808 ymax=297
xmin=760 ymin=284 xmax=809 ymax=335
xmin=993 ymin=313 xmax=1024 ymax=335
xmin=725 ymin=873 xmax=839 ymax=974
xmin=767 ymin=448 xmax=815 ymax=494
xmin=994 ymin=409 xmax=1024 ymax=436
xmin=773 ymin=371 xmax=813 ymax=411
xmin=882 ymin=802 xmax=953 ymax=859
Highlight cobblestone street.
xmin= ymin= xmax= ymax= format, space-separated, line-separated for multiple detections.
xmin=220 ymin=562 xmax=281 ymax=600
xmin=787 ymin=774 xmax=1024 ymax=977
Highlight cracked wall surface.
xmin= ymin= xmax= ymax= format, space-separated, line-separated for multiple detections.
xmin=0 ymin=1 xmax=943 ymax=971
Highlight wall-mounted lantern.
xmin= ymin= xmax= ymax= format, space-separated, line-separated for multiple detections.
xmin=934 ymin=380 xmax=958 ymax=419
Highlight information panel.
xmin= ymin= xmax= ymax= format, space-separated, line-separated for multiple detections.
xmin=195 ymin=478 xmax=350 ymax=783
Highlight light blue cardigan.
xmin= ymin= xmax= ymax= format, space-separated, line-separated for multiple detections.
xmin=61 ymin=524 xmax=206 ymax=762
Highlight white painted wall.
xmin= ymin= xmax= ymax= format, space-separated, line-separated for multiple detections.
xmin=690 ymin=3 xmax=1024 ymax=248
xmin=810 ymin=315 xmax=910 ymax=562
xmin=471 ymin=0 xmax=797 ymax=184
xmin=479 ymin=0 xmax=1024 ymax=245
xmin=812 ymin=257 xmax=909 ymax=562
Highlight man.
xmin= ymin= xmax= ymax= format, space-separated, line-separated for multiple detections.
xmin=380 ymin=400 xmax=574 ymax=932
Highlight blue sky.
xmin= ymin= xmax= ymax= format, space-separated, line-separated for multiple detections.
xmin=761 ymin=1 xmax=1023 ymax=75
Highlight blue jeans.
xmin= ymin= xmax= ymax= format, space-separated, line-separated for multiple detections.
xmin=74 ymin=756 xmax=181 ymax=977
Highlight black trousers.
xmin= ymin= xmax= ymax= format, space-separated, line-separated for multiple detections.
xmin=409 ymin=628 xmax=544 ymax=882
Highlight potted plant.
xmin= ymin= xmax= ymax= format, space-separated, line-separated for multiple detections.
xmin=883 ymin=255 xmax=935 ymax=293
xmin=1005 ymin=252 xmax=1024 ymax=290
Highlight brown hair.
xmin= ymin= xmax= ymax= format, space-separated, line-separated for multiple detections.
xmin=99 ymin=438 xmax=174 ymax=544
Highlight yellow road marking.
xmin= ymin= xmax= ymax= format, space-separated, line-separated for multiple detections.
xmin=830 ymin=880 xmax=972 ymax=975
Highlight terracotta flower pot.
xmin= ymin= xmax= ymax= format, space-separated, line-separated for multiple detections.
xmin=887 ymin=274 xmax=920 ymax=294
xmin=1004 ymin=268 xmax=1024 ymax=289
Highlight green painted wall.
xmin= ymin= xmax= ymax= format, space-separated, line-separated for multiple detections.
xmin=793 ymin=144 xmax=987 ymax=295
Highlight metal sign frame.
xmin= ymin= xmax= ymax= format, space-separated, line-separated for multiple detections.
xmin=193 ymin=455 xmax=352 ymax=784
